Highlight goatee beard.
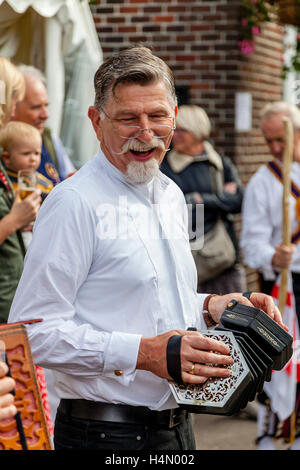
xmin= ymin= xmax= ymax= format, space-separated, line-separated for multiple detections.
xmin=125 ymin=158 xmax=159 ymax=184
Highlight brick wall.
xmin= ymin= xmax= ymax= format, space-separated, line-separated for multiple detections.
xmin=91 ymin=0 xmax=242 ymax=159
xmin=235 ymin=22 xmax=284 ymax=289
xmin=236 ymin=22 xmax=284 ymax=185
xmin=91 ymin=1 xmax=284 ymax=161
xmin=90 ymin=0 xmax=285 ymax=290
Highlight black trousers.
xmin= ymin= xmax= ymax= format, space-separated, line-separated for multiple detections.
xmin=54 ymin=407 xmax=196 ymax=451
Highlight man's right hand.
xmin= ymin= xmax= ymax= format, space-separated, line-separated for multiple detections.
xmin=136 ymin=330 xmax=233 ymax=384
xmin=271 ymin=243 xmax=296 ymax=270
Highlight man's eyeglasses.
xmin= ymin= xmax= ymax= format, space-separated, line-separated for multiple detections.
xmin=99 ymin=106 xmax=176 ymax=140
xmin=174 ymin=128 xmax=189 ymax=133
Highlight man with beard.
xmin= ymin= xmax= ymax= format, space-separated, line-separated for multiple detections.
xmin=9 ymin=47 xmax=285 ymax=450
xmin=241 ymin=101 xmax=300 ymax=449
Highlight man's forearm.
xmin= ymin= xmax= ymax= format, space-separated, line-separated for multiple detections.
xmin=0 ymin=213 xmax=19 ymax=245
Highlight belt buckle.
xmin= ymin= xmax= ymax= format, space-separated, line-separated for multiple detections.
xmin=169 ymin=409 xmax=181 ymax=428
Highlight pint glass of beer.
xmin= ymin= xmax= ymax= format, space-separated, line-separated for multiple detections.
xmin=17 ymin=170 xmax=38 ymax=200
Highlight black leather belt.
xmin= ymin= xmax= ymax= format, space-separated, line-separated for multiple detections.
xmin=58 ymin=399 xmax=188 ymax=429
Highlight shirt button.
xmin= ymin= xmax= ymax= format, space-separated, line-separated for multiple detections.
xmin=100 ymin=433 xmax=106 ymax=439
xmin=137 ymin=435 xmax=142 ymax=441
xmin=114 ymin=370 xmax=123 ymax=376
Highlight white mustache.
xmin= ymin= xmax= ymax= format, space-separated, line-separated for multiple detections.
xmin=115 ymin=136 xmax=166 ymax=155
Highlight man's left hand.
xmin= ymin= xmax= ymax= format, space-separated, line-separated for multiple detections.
xmin=208 ymin=292 xmax=288 ymax=331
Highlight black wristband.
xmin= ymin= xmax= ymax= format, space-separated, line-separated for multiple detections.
xmin=243 ymin=291 xmax=252 ymax=300
xmin=166 ymin=335 xmax=183 ymax=385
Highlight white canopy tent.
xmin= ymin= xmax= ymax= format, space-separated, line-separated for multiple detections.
xmin=0 ymin=0 xmax=102 ymax=167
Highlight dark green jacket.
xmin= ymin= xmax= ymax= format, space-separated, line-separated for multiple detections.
xmin=0 ymin=156 xmax=25 ymax=323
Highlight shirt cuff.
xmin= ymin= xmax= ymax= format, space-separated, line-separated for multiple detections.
xmin=197 ymin=293 xmax=211 ymax=329
xmin=103 ymin=331 xmax=142 ymax=386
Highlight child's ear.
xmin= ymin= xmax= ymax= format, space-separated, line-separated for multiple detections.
xmin=0 ymin=150 xmax=10 ymax=167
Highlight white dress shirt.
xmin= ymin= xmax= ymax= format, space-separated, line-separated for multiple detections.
xmin=9 ymin=150 xmax=207 ymax=411
xmin=240 ymin=160 xmax=300 ymax=280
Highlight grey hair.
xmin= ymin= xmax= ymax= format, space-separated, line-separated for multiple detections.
xmin=261 ymin=101 xmax=300 ymax=131
xmin=17 ymin=64 xmax=47 ymax=86
xmin=175 ymin=105 xmax=211 ymax=141
xmin=93 ymin=46 xmax=177 ymax=111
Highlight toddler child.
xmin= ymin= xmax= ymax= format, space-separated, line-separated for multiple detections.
xmin=0 ymin=121 xmax=53 ymax=247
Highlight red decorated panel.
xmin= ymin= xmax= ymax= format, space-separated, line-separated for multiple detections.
xmin=0 ymin=324 xmax=52 ymax=450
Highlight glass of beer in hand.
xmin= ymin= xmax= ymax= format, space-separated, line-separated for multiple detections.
xmin=18 ymin=170 xmax=38 ymax=200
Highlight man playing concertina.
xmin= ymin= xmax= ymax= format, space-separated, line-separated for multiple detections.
xmin=9 ymin=46 xmax=285 ymax=450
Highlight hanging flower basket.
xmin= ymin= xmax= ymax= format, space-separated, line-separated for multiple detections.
xmin=239 ymin=1 xmax=300 ymax=76
xmin=277 ymin=0 xmax=300 ymax=27
xmin=238 ymin=1 xmax=277 ymax=55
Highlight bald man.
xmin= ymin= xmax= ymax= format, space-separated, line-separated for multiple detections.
xmin=241 ymin=101 xmax=300 ymax=450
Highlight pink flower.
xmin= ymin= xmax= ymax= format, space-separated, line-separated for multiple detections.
xmin=241 ymin=17 xmax=248 ymax=27
xmin=238 ymin=39 xmax=254 ymax=54
xmin=252 ymin=25 xmax=260 ymax=35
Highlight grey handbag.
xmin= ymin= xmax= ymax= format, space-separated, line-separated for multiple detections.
xmin=190 ymin=163 xmax=236 ymax=283
xmin=191 ymin=218 xmax=236 ymax=283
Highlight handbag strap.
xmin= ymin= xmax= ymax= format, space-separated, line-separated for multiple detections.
xmin=209 ymin=161 xmax=224 ymax=196
xmin=208 ymin=157 xmax=233 ymax=227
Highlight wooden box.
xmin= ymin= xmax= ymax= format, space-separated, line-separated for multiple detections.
xmin=0 ymin=323 xmax=52 ymax=450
